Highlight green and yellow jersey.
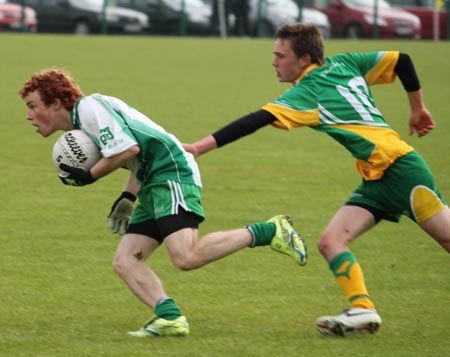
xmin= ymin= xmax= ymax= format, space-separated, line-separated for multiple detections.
xmin=262 ymin=51 xmax=414 ymax=180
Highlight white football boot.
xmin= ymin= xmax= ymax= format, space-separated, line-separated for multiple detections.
xmin=316 ymin=308 xmax=382 ymax=337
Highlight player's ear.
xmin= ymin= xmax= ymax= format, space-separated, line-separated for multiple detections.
xmin=303 ymin=53 xmax=312 ymax=64
xmin=51 ymin=98 xmax=63 ymax=110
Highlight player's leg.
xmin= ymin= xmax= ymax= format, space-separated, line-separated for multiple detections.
xmin=113 ymin=233 xmax=164 ymax=309
xmin=114 ymin=233 xmax=191 ymax=338
xmin=318 ymin=205 xmax=376 ymax=260
xmin=114 ymin=191 xmax=191 ymax=338
xmin=316 ymin=204 xmax=382 ymax=336
xmin=394 ymin=151 xmax=450 ymax=252
xmin=407 ymin=181 xmax=450 ymax=252
xmin=156 ymin=181 xmax=306 ymax=268
xmin=419 ymin=205 xmax=450 ymax=252
xmin=164 ymin=226 xmax=252 ymax=270
xmin=162 ymin=214 xmax=307 ymax=270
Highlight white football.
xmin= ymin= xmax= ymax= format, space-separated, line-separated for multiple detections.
xmin=52 ymin=130 xmax=102 ymax=177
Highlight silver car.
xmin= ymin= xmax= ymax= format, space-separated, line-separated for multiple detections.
xmin=249 ymin=0 xmax=331 ymax=37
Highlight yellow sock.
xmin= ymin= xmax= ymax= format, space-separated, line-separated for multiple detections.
xmin=329 ymin=251 xmax=375 ymax=310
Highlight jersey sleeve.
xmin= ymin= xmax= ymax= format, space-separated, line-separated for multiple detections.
xmin=75 ymin=95 xmax=138 ymax=158
xmin=346 ymin=51 xmax=400 ymax=86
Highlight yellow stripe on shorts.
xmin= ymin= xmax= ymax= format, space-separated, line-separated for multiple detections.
xmin=411 ymin=185 xmax=445 ymax=222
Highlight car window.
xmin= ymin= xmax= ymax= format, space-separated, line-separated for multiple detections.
xmin=69 ymin=0 xmax=102 ymax=9
xmin=344 ymin=0 xmax=391 ymax=8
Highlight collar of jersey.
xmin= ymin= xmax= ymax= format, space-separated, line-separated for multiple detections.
xmin=293 ymin=63 xmax=321 ymax=84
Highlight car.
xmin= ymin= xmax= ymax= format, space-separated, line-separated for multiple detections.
xmin=306 ymin=0 xmax=421 ymax=38
xmin=387 ymin=0 xmax=447 ymax=39
xmin=9 ymin=0 xmax=149 ymax=34
xmin=0 ymin=0 xmax=37 ymax=32
xmin=249 ymin=0 xmax=331 ymax=38
xmin=116 ymin=0 xmax=212 ymax=35
xmin=203 ymin=0 xmax=330 ymax=38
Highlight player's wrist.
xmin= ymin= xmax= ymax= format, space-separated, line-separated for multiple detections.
xmin=121 ymin=191 xmax=137 ymax=202
xmin=194 ymin=135 xmax=218 ymax=156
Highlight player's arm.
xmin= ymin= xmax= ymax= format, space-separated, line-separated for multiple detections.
xmin=90 ymin=145 xmax=140 ymax=180
xmin=59 ymin=145 xmax=140 ymax=186
xmin=394 ymin=53 xmax=435 ymax=137
xmin=185 ymin=110 xmax=276 ymax=157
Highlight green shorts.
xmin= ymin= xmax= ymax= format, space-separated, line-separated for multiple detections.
xmin=130 ymin=180 xmax=205 ymax=224
xmin=347 ymin=151 xmax=445 ymax=223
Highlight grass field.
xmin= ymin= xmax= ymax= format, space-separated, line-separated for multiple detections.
xmin=1 ymin=33 xmax=450 ymax=356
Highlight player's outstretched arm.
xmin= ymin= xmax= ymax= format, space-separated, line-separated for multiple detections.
xmin=185 ymin=110 xmax=276 ymax=157
xmin=184 ymin=135 xmax=218 ymax=157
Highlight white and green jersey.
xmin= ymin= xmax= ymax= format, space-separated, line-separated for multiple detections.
xmin=262 ymin=51 xmax=414 ymax=180
xmin=70 ymin=94 xmax=201 ymax=187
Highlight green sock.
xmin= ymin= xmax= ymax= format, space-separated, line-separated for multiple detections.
xmin=246 ymin=222 xmax=276 ymax=247
xmin=154 ymin=298 xmax=182 ymax=321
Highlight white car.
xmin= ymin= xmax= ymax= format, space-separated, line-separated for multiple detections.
xmin=249 ymin=0 xmax=331 ymax=37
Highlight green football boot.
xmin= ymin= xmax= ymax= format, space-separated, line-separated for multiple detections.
xmin=268 ymin=215 xmax=307 ymax=266
xmin=128 ymin=316 xmax=189 ymax=337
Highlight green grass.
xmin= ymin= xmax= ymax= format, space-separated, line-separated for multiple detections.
xmin=1 ymin=33 xmax=450 ymax=356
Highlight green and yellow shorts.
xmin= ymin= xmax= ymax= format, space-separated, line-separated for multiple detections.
xmin=347 ymin=151 xmax=446 ymax=223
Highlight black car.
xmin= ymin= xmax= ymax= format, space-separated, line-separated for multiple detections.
xmin=11 ymin=0 xmax=149 ymax=34
xmin=116 ymin=0 xmax=212 ymax=35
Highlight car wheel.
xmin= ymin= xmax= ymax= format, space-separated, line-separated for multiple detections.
xmin=345 ymin=23 xmax=362 ymax=39
xmin=74 ymin=21 xmax=91 ymax=35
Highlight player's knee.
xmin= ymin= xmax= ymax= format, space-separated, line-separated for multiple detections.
xmin=317 ymin=231 xmax=338 ymax=259
xmin=170 ymin=254 xmax=201 ymax=271
xmin=317 ymin=231 xmax=334 ymax=256
xmin=112 ymin=255 xmax=124 ymax=277
xmin=172 ymin=258 xmax=194 ymax=271
xmin=112 ymin=252 xmax=133 ymax=277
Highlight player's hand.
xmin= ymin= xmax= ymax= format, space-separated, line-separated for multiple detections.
xmin=182 ymin=143 xmax=199 ymax=157
xmin=409 ymin=107 xmax=435 ymax=137
xmin=108 ymin=191 xmax=136 ymax=235
xmin=58 ymin=164 xmax=97 ymax=186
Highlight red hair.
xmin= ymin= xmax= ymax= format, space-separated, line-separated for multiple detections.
xmin=19 ymin=69 xmax=84 ymax=111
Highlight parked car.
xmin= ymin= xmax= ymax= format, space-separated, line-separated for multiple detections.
xmin=0 ymin=0 xmax=37 ymax=32
xmin=249 ymin=0 xmax=331 ymax=38
xmin=388 ymin=0 xmax=447 ymax=39
xmin=116 ymin=0 xmax=212 ymax=35
xmin=306 ymin=0 xmax=421 ymax=38
xmin=9 ymin=0 xmax=149 ymax=34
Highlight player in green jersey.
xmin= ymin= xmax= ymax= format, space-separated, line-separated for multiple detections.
xmin=185 ymin=23 xmax=450 ymax=336
xmin=19 ymin=68 xmax=307 ymax=337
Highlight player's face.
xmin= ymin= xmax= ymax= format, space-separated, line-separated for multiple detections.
xmin=272 ymin=38 xmax=308 ymax=83
xmin=24 ymin=91 xmax=63 ymax=137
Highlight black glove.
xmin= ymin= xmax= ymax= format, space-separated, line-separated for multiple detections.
xmin=108 ymin=191 xmax=137 ymax=235
xmin=58 ymin=164 xmax=97 ymax=187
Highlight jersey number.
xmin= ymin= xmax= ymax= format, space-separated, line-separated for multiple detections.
xmin=336 ymin=77 xmax=381 ymax=122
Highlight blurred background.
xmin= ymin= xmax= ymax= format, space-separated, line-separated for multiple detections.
xmin=1 ymin=0 xmax=448 ymax=40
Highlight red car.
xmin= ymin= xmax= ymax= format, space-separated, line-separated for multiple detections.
xmin=0 ymin=0 xmax=37 ymax=32
xmin=307 ymin=0 xmax=421 ymax=38
xmin=388 ymin=0 xmax=447 ymax=39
